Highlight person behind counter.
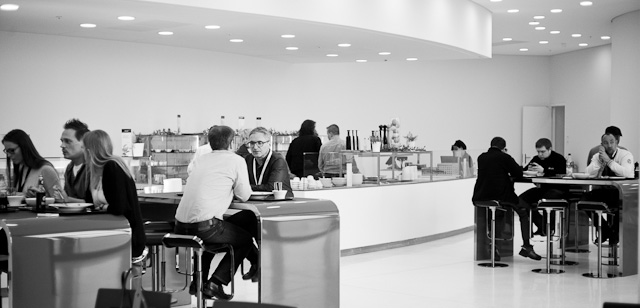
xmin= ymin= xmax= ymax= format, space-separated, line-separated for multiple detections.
xmin=472 ymin=137 xmax=541 ymax=261
xmin=54 ymin=118 xmax=90 ymax=203
xmin=246 ymin=127 xmax=293 ymax=198
xmin=2 ymin=129 xmax=60 ymax=198
xmin=235 ymin=128 xmax=252 ymax=159
xmin=82 ymin=130 xmax=147 ymax=260
xmin=582 ymin=132 xmax=635 ymax=244
xmin=286 ymin=119 xmax=322 ymax=178
xmin=318 ymin=124 xmax=359 ymax=177
xmin=451 ymin=140 xmax=473 ymax=173
xmin=174 ymin=125 xmax=255 ymax=300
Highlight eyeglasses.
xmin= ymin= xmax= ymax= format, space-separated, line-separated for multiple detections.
xmin=247 ymin=140 xmax=269 ymax=147
xmin=3 ymin=147 xmax=18 ymax=155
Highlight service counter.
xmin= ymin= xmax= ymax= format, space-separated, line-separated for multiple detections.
xmin=294 ymin=177 xmax=476 ymax=253
xmin=0 ymin=212 xmax=131 ymax=308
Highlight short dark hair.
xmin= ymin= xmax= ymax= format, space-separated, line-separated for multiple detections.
xmin=602 ymin=133 xmax=619 ymax=143
xmin=490 ymin=137 xmax=506 ymax=150
xmin=452 ymin=140 xmax=467 ymax=150
xmin=208 ymin=125 xmax=235 ymax=151
xmin=605 ymin=126 xmax=622 ymax=137
xmin=63 ymin=118 xmax=90 ymax=140
xmin=535 ymin=138 xmax=552 ymax=149
xmin=326 ymin=124 xmax=340 ymax=135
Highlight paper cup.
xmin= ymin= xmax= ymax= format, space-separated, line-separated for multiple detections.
xmin=272 ymin=190 xmax=287 ymax=200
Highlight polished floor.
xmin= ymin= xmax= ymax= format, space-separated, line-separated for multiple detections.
xmin=177 ymin=230 xmax=639 ymax=308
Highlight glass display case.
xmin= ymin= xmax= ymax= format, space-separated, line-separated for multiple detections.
xmin=131 ymin=134 xmax=205 ymax=185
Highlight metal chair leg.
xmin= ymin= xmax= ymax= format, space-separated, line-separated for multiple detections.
xmin=478 ymin=206 xmax=508 ymax=268
xmin=533 ymin=208 xmax=563 ymax=274
xmin=566 ymin=202 xmax=590 ymax=253
xmin=583 ymin=211 xmax=616 ymax=279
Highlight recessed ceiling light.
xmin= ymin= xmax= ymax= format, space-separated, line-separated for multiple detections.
xmin=503 ymin=38 xmax=513 ymax=41
xmin=507 ymin=9 xmax=519 ymax=13
xmin=535 ymin=27 xmax=546 ymax=30
xmin=580 ymin=1 xmax=593 ymax=6
xmin=356 ymin=59 xmax=367 ymax=63
xmin=0 ymin=4 xmax=19 ymax=11
xmin=550 ymin=30 xmax=560 ymax=34
xmin=529 ymin=21 xmax=540 ymax=26
xmin=117 ymin=16 xmax=135 ymax=21
xmin=406 ymin=58 xmax=418 ymax=61
xmin=519 ymin=48 xmax=529 ymax=52
xmin=205 ymin=25 xmax=220 ymax=30
xmin=80 ymin=23 xmax=97 ymax=28
xmin=490 ymin=0 xmax=502 ymax=2
xmin=285 ymin=47 xmax=298 ymax=50
xmin=533 ymin=16 xmax=545 ymax=20
xmin=539 ymin=41 xmax=549 ymax=44
xmin=338 ymin=43 xmax=351 ymax=47
xmin=158 ymin=31 xmax=173 ymax=36
xmin=601 ymin=36 xmax=611 ymax=40
xmin=579 ymin=43 xmax=589 ymax=47
xmin=572 ymin=34 xmax=582 ymax=38
xmin=281 ymin=34 xmax=295 ymax=38
xmin=378 ymin=52 xmax=391 ymax=55
xmin=326 ymin=54 xmax=338 ymax=57
xmin=550 ymin=9 xmax=563 ymax=13
xmin=229 ymin=39 xmax=243 ymax=43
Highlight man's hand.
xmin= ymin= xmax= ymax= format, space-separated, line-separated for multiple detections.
xmin=528 ymin=162 xmax=544 ymax=174
xmin=598 ymin=146 xmax=611 ymax=165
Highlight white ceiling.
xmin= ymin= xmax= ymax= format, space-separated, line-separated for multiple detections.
xmin=1 ymin=0 xmax=639 ymax=63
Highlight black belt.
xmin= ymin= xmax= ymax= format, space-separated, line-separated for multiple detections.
xmin=176 ymin=218 xmax=222 ymax=229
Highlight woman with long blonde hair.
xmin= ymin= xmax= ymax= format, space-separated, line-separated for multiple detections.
xmin=83 ymin=130 xmax=146 ymax=259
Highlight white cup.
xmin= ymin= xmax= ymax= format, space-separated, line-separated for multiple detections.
xmin=272 ymin=190 xmax=287 ymax=200
xmin=372 ymin=142 xmax=381 ymax=152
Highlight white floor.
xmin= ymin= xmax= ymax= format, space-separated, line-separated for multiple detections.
xmin=177 ymin=230 xmax=639 ymax=308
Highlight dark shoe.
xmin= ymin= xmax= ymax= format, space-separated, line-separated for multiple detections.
xmin=242 ymin=264 xmax=259 ymax=282
xmin=189 ymin=281 xmax=196 ymax=295
xmin=519 ymin=246 xmax=542 ymax=260
xmin=202 ymin=281 xmax=232 ymax=300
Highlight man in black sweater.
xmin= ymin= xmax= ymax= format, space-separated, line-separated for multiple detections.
xmin=520 ymin=138 xmax=567 ymax=235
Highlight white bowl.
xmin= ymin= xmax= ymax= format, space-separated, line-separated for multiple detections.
xmin=7 ymin=195 xmax=24 ymax=207
xmin=332 ymin=177 xmax=347 ymax=186
xmin=572 ymin=173 xmax=590 ymax=179
xmin=319 ymin=178 xmax=333 ymax=188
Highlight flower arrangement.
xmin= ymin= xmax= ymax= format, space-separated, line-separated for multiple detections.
xmin=404 ymin=132 xmax=418 ymax=142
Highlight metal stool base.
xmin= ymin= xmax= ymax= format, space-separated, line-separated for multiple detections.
xmin=478 ymin=263 xmax=508 ymax=268
xmin=582 ymin=272 xmax=617 ymax=279
xmin=566 ymin=248 xmax=590 ymax=253
xmin=532 ymin=268 xmax=564 ymax=274
xmin=551 ymin=260 xmax=579 ymax=266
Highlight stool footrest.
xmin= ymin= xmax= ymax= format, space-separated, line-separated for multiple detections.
xmin=162 ymin=234 xmax=204 ymax=249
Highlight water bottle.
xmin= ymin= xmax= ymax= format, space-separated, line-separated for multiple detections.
xmin=565 ymin=153 xmax=574 ymax=176
xmin=35 ymin=174 xmax=46 ymax=212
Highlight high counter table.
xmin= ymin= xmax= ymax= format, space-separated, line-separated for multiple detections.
xmin=0 ymin=211 xmax=131 ymax=308
xmin=475 ymin=177 xmax=638 ymax=277
xmin=138 ymin=194 xmax=340 ymax=308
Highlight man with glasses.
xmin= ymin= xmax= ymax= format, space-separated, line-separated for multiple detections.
xmin=583 ymin=132 xmax=635 ymax=244
xmin=245 ymin=127 xmax=293 ymax=199
xmin=54 ymin=119 xmax=90 ymax=202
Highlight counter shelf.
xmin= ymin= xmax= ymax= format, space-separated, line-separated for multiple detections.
xmin=334 ymin=150 xmax=434 ymax=184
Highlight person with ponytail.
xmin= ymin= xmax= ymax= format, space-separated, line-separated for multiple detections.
xmin=82 ymin=130 xmax=147 ymax=259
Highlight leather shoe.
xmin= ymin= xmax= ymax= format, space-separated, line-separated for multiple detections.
xmin=202 ymin=281 xmax=232 ymax=300
xmin=519 ymin=246 xmax=542 ymax=260
xmin=242 ymin=264 xmax=259 ymax=282
xmin=189 ymin=281 xmax=196 ymax=295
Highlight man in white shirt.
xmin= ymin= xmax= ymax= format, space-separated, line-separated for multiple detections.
xmin=583 ymin=132 xmax=635 ymax=244
xmin=317 ymin=124 xmax=358 ymax=177
xmin=174 ymin=125 xmax=254 ymax=300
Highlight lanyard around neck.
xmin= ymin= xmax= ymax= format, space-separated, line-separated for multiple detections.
xmin=16 ymin=165 xmax=31 ymax=192
xmin=253 ymin=149 xmax=273 ymax=185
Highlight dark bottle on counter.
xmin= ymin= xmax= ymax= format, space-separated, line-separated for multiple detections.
xmin=382 ymin=125 xmax=389 ymax=149
xmin=35 ymin=174 xmax=46 ymax=212
xmin=346 ymin=130 xmax=352 ymax=150
xmin=635 ymin=162 xmax=639 ymax=179
xmin=354 ymin=130 xmax=359 ymax=151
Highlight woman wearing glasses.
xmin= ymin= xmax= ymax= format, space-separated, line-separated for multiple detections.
xmin=2 ymin=129 xmax=60 ymax=198
xmin=81 ymin=130 xmax=147 ymax=260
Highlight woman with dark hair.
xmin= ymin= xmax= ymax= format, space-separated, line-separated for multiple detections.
xmin=2 ymin=129 xmax=60 ymax=197
xmin=286 ymin=119 xmax=322 ymax=177
xmin=452 ymin=139 xmax=474 ymax=172
xmin=82 ymin=130 xmax=147 ymax=260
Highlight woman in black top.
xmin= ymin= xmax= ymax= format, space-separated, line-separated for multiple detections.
xmin=286 ymin=119 xmax=322 ymax=177
xmin=83 ymin=130 xmax=147 ymax=260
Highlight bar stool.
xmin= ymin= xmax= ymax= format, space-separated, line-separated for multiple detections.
xmin=144 ymin=221 xmax=176 ymax=292
xmin=162 ymin=234 xmax=236 ymax=308
xmin=548 ymin=201 xmax=578 ymax=266
xmin=532 ymin=199 xmax=567 ymax=274
xmin=473 ymin=200 xmax=509 ymax=268
xmin=565 ymin=197 xmax=590 ymax=253
xmin=577 ymin=201 xmax=617 ymax=279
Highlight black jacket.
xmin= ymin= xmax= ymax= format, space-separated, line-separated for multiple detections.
xmin=286 ymin=135 xmax=322 ymax=177
xmin=246 ymin=151 xmax=294 ymax=198
xmin=523 ymin=150 xmax=566 ymax=177
xmin=472 ymin=147 xmax=523 ymax=205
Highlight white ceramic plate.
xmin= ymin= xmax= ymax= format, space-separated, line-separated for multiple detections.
xmin=608 ymin=176 xmax=626 ymax=180
xmin=52 ymin=203 xmax=93 ymax=213
xmin=523 ymin=170 xmax=539 ymax=176
xmin=251 ymin=192 xmax=273 ymax=196
xmin=571 ymin=173 xmax=590 ymax=179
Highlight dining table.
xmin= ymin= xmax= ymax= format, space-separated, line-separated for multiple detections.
xmin=0 ymin=208 xmax=131 ymax=308
xmin=475 ymin=175 xmax=638 ymax=277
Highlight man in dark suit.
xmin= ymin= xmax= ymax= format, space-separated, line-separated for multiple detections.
xmin=472 ymin=137 xmax=541 ymax=260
